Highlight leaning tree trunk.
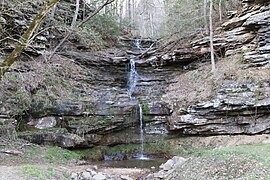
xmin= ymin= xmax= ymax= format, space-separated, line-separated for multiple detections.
xmin=209 ymin=0 xmax=215 ymax=72
xmin=0 ymin=0 xmax=60 ymax=79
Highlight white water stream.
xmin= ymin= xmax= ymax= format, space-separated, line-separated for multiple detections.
xmin=127 ymin=40 xmax=149 ymax=160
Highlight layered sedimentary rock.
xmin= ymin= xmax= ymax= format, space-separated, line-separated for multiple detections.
xmin=1 ymin=0 xmax=270 ymax=148
xmin=192 ymin=0 xmax=270 ymax=68
xmin=167 ymin=0 xmax=270 ymax=135
xmin=0 ymin=47 xmax=174 ymax=147
xmin=169 ymin=83 xmax=270 ymax=135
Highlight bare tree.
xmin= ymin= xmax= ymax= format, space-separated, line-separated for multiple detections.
xmin=0 ymin=0 xmax=60 ymax=79
xmin=209 ymin=0 xmax=215 ymax=72
xmin=71 ymin=0 xmax=80 ymax=27
xmin=49 ymin=0 xmax=115 ymax=60
xmin=219 ymin=0 xmax=222 ymax=24
xmin=204 ymin=0 xmax=209 ymax=34
xmin=127 ymin=0 xmax=131 ymax=32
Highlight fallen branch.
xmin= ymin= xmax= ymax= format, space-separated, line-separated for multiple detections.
xmin=137 ymin=42 xmax=157 ymax=58
xmin=0 ymin=149 xmax=24 ymax=156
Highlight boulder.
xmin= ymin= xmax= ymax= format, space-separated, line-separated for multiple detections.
xmin=160 ymin=159 xmax=175 ymax=171
xmin=120 ymin=175 xmax=133 ymax=180
xmin=71 ymin=172 xmax=78 ymax=180
xmin=92 ymin=173 xmax=107 ymax=180
xmin=33 ymin=117 xmax=57 ymax=129
xmin=81 ymin=172 xmax=92 ymax=180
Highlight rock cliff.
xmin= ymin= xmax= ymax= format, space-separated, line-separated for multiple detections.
xmin=1 ymin=0 xmax=270 ymax=148
xmin=167 ymin=0 xmax=270 ymax=135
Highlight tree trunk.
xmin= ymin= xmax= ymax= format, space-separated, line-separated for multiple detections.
xmin=204 ymin=0 xmax=209 ymax=34
xmin=49 ymin=0 xmax=115 ymax=60
xmin=71 ymin=0 xmax=80 ymax=27
xmin=0 ymin=0 xmax=60 ymax=79
xmin=209 ymin=0 xmax=215 ymax=72
xmin=128 ymin=0 xmax=131 ymax=32
xmin=219 ymin=0 xmax=222 ymax=24
xmin=50 ymin=4 xmax=57 ymax=20
xmin=132 ymin=0 xmax=135 ymax=28
xmin=150 ymin=13 xmax=154 ymax=37
xmin=119 ymin=0 xmax=123 ymax=29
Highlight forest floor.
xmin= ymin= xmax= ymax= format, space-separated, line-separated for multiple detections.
xmin=0 ymin=134 xmax=270 ymax=179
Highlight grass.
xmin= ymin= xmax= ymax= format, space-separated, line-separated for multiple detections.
xmin=45 ymin=146 xmax=81 ymax=163
xmin=195 ymin=143 xmax=270 ymax=168
xmin=75 ymin=146 xmax=107 ymax=160
xmin=20 ymin=165 xmax=56 ymax=180
xmin=173 ymin=143 xmax=270 ymax=179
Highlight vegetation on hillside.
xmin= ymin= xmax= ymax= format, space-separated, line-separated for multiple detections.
xmin=163 ymin=55 xmax=270 ymax=109
xmin=173 ymin=143 xmax=270 ymax=179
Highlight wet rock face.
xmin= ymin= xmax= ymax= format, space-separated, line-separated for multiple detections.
xmin=12 ymin=49 xmax=173 ymax=147
xmin=104 ymin=152 xmax=127 ymax=161
xmin=169 ymin=83 xmax=270 ymax=135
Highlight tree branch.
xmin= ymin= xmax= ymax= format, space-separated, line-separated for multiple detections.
xmin=49 ymin=0 xmax=115 ymax=60
xmin=0 ymin=0 xmax=60 ymax=79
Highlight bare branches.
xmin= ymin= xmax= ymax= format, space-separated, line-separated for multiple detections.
xmin=0 ymin=0 xmax=60 ymax=79
xmin=49 ymin=0 xmax=115 ymax=60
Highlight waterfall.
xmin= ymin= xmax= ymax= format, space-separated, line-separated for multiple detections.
xmin=138 ymin=104 xmax=148 ymax=160
xmin=128 ymin=58 xmax=137 ymax=99
xmin=127 ymin=41 xmax=149 ymax=160
xmin=134 ymin=39 xmax=142 ymax=51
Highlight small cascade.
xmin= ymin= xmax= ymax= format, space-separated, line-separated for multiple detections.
xmin=134 ymin=39 xmax=142 ymax=51
xmin=127 ymin=58 xmax=137 ymax=99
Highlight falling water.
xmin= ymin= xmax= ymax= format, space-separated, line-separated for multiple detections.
xmin=128 ymin=58 xmax=137 ymax=99
xmin=138 ymin=104 xmax=149 ymax=160
xmin=134 ymin=39 xmax=142 ymax=51
xmin=127 ymin=41 xmax=149 ymax=159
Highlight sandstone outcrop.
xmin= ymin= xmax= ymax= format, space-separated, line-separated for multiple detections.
xmin=1 ymin=0 xmax=270 ymax=148
xmin=166 ymin=0 xmax=270 ymax=135
xmin=192 ymin=0 xmax=270 ymax=68
xmin=169 ymin=83 xmax=270 ymax=135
